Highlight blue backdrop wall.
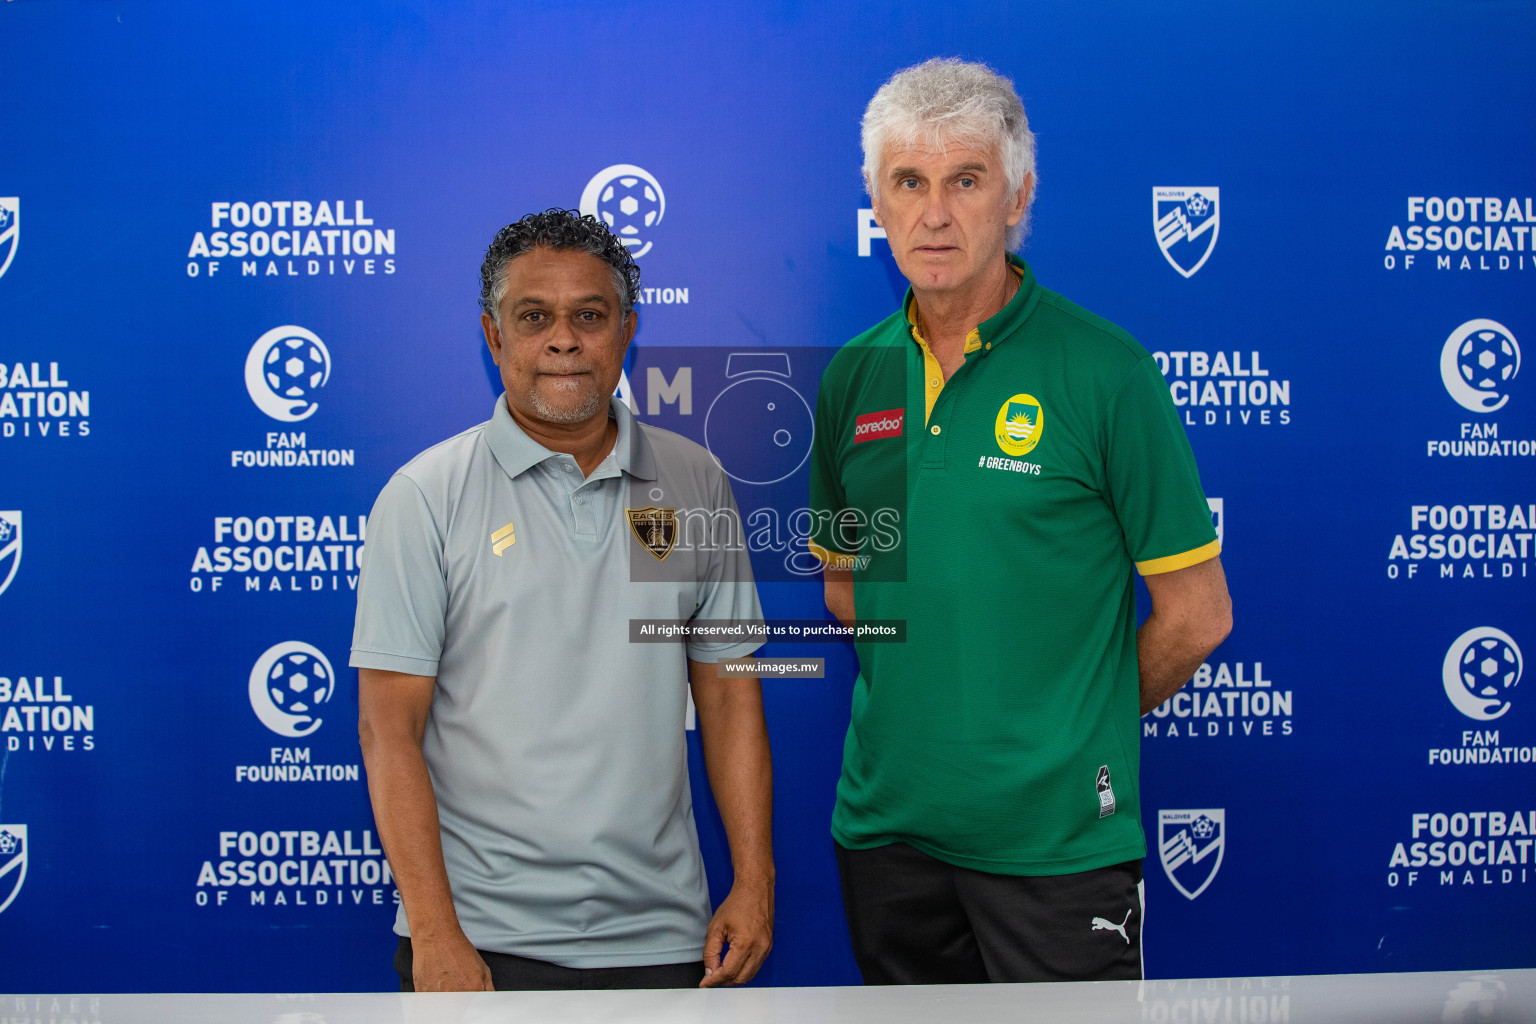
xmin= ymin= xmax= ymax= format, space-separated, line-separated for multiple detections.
xmin=1 ymin=0 xmax=1533 ymax=993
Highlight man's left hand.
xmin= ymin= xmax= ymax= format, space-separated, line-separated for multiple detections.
xmin=699 ymin=878 xmax=774 ymax=987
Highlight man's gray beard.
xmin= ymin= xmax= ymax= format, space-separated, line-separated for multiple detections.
xmin=527 ymin=382 xmax=604 ymax=424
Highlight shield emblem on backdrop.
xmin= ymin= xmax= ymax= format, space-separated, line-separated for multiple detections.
xmin=1159 ymin=809 xmax=1225 ymax=899
xmin=0 ymin=825 xmax=27 ymax=916
xmin=627 ymin=506 xmax=677 ymax=562
xmin=0 ymin=198 xmax=17 ymax=280
xmin=1153 ymin=187 xmax=1219 ymax=277
xmin=0 ymin=512 xmax=21 ymax=597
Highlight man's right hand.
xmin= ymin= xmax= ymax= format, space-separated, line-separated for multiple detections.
xmin=411 ymin=933 xmax=494 ymax=992
xmin=360 ymin=669 xmax=490 ymax=992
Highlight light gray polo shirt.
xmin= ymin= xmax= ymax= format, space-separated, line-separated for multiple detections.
xmin=351 ymin=394 xmax=763 ymax=968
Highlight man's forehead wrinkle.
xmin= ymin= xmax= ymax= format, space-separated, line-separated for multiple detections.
xmin=887 ymin=159 xmax=992 ymax=180
xmin=507 ymin=292 xmax=613 ymax=309
xmin=885 ymin=135 xmax=995 ymax=171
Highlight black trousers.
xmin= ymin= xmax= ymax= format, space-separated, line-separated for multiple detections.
xmin=835 ymin=841 xmax=1143 ymax=984
xmin=394 ymin=937 xmax=706 ymax=991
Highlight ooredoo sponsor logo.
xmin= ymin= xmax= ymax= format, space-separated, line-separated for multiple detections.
xmin=854 ymin=408 xmax=904 ymax=443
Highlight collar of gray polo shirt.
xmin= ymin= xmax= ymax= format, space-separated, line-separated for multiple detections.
xmin=483 ymin=394 xmax=659 ymax=482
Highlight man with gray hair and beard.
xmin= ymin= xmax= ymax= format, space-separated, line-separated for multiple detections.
xmin=808 ymin=60 xmax=1232 ymax=983
xmin=354 ymin=209 xmax=773 ymax=991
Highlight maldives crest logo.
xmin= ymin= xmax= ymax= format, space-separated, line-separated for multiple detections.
xmin=0 ymin=198 xmax=18 ymax=280
xmin=1158 ymin=808 xmax=1225 ymax=899
xmin=0 ymin=512 xmax=21 ymax=597
xmin=0 ymin=825 xmax=27 ymax=915
xmin=1154 ymin=187 xmax=1220 ymax=278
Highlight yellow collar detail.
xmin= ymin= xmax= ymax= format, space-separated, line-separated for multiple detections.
xmin=905 ymin=264 xmax=1023 ymax=423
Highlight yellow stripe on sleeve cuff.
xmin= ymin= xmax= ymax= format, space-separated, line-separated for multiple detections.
xmin=807 ymin=540 xmax=860 ymax=571
xmin=1136 ymin=539 xmax=1222 ymax=576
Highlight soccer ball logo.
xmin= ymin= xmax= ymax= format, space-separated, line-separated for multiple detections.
xmin=580 ymin=164 xmax=666 ymax=258
xmin=1459 ymin=637 xmax=1520 ymax=699
xmin=267 ymin=338 xmax=327 ymax=401
xmin=1457 ymin=328 xmax=1518 ymax=392
xmin=0 ymin=518 xmax=12 ymax=544
xmin=266 ymin=649 xmax=332 ymax=716
xmin=244 ymin=325 xmax=332 ymax=422
xmin=597 ymin=178 xmax=661 ymax=240
xmin=1442 ymin=627 xmax=1523 ymax=721
xmin=248 ymin=641 xmax=335 ymax=738
xmin=1191 ymin=815 xmax=1217 ymax=840
xmin=0 ymin=830 xmax=17 ymax=855
xmin=1186 ymin=193 xmax=1211 ymax=218
xmin=1440 ymin=319 xmax=1520 ymax=414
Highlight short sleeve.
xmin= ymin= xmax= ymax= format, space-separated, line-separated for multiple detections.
xmin=350 ymin=473 xmax=448 ymax=675
xmin=1104 ymin=357 xmax=1221 ymax=575
xmin=807 ymin=369 xmax=856 ymax=569
xmin=685 ymin=468 xmax=765 ymax=663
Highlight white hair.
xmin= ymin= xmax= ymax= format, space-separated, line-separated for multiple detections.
xmin=861 ymin=58 xmax=1037 ymax=250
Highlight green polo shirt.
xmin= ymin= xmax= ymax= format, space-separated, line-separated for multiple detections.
xmin=809 ymin=256 xmax=1218 ymax=875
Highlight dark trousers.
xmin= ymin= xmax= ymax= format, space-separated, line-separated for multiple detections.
xmin=835 ymin=841 xmax=1143 ymax=984
xmin=394 ymin=936 xmax=706 ymax=991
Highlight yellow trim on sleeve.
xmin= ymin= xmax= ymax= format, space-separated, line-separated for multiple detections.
xmin=807 ymin=540 xmax=860 ymax=571
xmin=1136 ymin=539 xmax=1222 ymax=576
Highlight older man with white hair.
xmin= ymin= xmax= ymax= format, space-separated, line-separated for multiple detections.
xmin=807 ymin=59 xmax=1232 ymax=984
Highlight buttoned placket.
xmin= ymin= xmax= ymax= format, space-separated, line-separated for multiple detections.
xmin=556 ymin=452 xmax=621 ymax=541
xmin=909 ymin=270 xmax=1017 ymax=476
xmin=915 ymin=333 xmax=994 ymax=474
xmin=910 ymin=309 xmax=990 ymax=475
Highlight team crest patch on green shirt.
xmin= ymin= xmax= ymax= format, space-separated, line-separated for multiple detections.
xmin=995 ymin=393 xmax=1044 ymax=456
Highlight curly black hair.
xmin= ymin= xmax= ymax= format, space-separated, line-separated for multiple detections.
xmin=479 ymin=208 xmax=641 ymax=321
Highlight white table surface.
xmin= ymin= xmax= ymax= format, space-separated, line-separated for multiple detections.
xmin=11 ymin=970 xmax=1535 ymax=1024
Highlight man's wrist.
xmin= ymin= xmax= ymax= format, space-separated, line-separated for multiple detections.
xmin=729 ymin=862 xmax=775 ymax=891
xmin=404 ymin=910 xmax=470 ymax=945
